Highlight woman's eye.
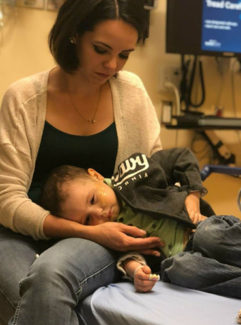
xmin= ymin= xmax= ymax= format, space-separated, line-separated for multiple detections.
xmin=90 ymin=196 xmax=95 ymax=205
xmin=93 ymin=45 xmax=107 ymax=54
xmin=119 ymin=53 xmax=129 ymax=60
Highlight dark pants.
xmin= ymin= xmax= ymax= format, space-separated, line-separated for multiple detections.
xmin=161 ymin=215 xmax=241 ymax=299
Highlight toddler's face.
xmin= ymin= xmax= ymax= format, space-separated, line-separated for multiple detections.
xmin=60 ymin=173 xmax=120 ymax=226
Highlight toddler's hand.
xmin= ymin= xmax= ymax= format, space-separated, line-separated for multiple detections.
xmin=189 ymin=211 xmax=207 ymax=224
xmin=237 ymin=309 xmax=241 ymax=324
xmin=133 ymin=265 xmax=159 ymax=293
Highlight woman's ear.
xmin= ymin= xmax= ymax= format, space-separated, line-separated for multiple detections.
xmin=87 ymin=168 xmax=104 ymax=181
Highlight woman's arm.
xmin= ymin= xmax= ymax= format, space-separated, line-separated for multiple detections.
xmin=0 ymin=74 xmax=51 ymax=239
xmin=43 ymin=214 xmax=163 ymax=253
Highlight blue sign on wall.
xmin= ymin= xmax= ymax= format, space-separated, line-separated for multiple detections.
xmin=202 ymin=0 xmax=241 ymax=53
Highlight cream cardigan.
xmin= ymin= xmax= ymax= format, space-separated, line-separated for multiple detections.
xmin=0 ymin=69 xmax=161 ymax=239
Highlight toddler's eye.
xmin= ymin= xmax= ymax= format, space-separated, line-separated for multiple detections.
xmin=85 ymin=216 xmax=90 ymax=225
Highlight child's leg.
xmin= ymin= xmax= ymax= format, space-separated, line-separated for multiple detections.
xmin=161 ymin=251 xmax=241 ymax=299
xmin=193 ymin=215 xmax=241 ymax=267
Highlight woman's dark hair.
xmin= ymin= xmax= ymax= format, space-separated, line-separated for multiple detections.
xmin=49 ymin=0 xmax=147 ymax=72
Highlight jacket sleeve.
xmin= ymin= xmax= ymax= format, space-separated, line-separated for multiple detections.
xmin=152 ymin=148 xmax=207 ymax=195
xmin=116 ymin=252 xmax=146 ymax=279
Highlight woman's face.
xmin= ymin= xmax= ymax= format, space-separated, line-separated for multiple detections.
xmin=75 ymin=19 xmax=138 ymax=84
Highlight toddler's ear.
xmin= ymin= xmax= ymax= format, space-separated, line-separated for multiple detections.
xmin=87 ymin=168 xmax=104 ymax=181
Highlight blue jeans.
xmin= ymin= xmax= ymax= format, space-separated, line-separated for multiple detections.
xmin=0 ymin=226 xmax=119 ymax=325
xmin=161 ymin=215 xmax=241 ymax=299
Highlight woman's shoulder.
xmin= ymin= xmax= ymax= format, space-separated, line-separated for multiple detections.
xmin=115 ymin=70 xmax=145 ymax=90
xmin=2 ymin=70 xmax=50 ymax=103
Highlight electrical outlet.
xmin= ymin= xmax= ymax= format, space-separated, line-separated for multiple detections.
xmin=159 ymin=66 xmax=182 ymax=91
xmin=161 ymin=101 xmax=173 ymax=124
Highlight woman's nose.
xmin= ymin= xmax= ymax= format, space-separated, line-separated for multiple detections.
xmin=104 ymin=56 xmax=118 ymax=70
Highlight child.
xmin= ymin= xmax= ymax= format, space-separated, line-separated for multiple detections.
xmin=41 ymin=148 xmax=241 ymax=298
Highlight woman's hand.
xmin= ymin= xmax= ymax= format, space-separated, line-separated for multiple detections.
xmin=87 ymin=222 xmax=163 ymax=255
xmin=185 ymin=192 xmax=207 ymax=224
xmin=43 ymin=215 xmax=163 ymax=255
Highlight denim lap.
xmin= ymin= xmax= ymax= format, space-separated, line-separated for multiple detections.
xmin=0 ymin=227 xmax=119 ymax=325
xmin=0 ymin=226 xmax=41 ymax=323
xmin=12 ymin=238 xmax=119 ymax=325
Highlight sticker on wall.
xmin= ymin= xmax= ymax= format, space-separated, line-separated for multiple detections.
xmin=46 ymin=0 xmax=64 ymax=11
xmin=16 ymin=0 xmax=45 ymax=9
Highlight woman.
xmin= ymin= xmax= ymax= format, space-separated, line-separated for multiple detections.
xmin=0 ymin=0 xmax=162 ymax=324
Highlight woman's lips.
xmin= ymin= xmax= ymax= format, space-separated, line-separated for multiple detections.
xmin=96 ymin=72 xmax=111 ymax=79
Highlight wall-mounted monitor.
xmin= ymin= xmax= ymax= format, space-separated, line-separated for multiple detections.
xmin=166 ymin=0 xmax=241 ymax=57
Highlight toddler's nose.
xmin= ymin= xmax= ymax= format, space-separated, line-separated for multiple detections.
xmin=88 ymin=206 xmax=108 ymax=225
xmin=91 ymin=207 xmax=103 ymax=218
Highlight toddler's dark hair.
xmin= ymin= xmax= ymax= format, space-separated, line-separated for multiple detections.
xmin=41 ymin=165 xmax=90 ymax=216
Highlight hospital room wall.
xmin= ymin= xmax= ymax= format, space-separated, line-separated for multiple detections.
xmin=0 ymin=1 xmax=240 ymax=217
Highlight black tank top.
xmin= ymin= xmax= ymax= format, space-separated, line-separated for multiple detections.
xmin=28 ymin=121 xmax=118 ymax=203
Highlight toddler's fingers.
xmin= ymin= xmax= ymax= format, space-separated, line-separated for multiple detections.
xmin=141 ymin=265 xmax=152 ymax=275
xmin=148 ymin=273 xmax=160 ymax=281
xmin=141 ymin=266 xmax=160 ymax=280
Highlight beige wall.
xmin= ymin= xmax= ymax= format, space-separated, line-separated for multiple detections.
xmin=0 ymin=7 xmax=55 ymax=96
xmin=0 ymin=1 xmax=241 ymax=216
